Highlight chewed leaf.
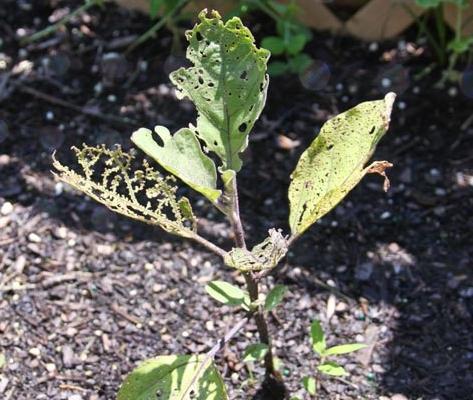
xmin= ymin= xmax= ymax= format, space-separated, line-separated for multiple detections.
xmin=117 ymin=355 xmax=228 ymax=400
xmin=288 ymin=92 xmax=396 ymax=235
xmin=171 ymin=10 xmax=270 ymax=171
xmin=53 ymin=145 xmax=196 ymax=238
xmin=224 ymin=229 xmax=288 ymax=272
xmin=132 ymin=126 xmax=221 ymax=203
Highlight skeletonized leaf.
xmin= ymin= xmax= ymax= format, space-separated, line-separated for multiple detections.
xmin=52 ymin=145 xmax=196 ymax=238
xmin=317 ymin=361 xmax=347 ymax=376
xmin=171 ymin=10 xmax=270 ymax=171
xmin=132 ymin=126 xmax=220 ymax=202
xmin=205 ymin=281 xmax=246 ymax=306
xmin=264 ymin=284 xmax=287 ymax=311
xmin=288 ymin=93 xmax=396 ymax=235
xmin=324 ymin=343 xmax=367 ymax=356
xmin=117 ymin=355 xmax=228 ymax=400
xmin=242 ymin=343 xmax=269 ymax=362
xmin=310 ymin=320 xmax=326 ymax=356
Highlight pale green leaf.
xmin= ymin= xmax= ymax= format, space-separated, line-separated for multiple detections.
xmin=117 ymin=355 xmax=228 ymax=400
xmin=317 ymin=361 xmax=347 ymax=376
xmin=287 ymin=33 xmax=307 ymax=55
xmin=261 ymin=36 xmax=286 ymax=55
xmin=0 ymin=353 xmax=5 ymax=369
xmin=205 ymin=281 xmax=246 ymax=306
xmin=264 ymin=284 xmax=287 ymax=311
xmin=310 ymin=320 xmax=326 ymax=355
xmin=131 ymin=126 xmax=221 ymax=202
xmin=243 ymin=343 xmax=269 ymax=362
xmin=289 ymin=93 xmax=396 ymax=235
xmin=324 ymin=343 xmax=367 ymax=356
xmin=170 ymin=10 xmax=270 ymax=172
xmin=302 ymin=376 xmax=316 ymax=395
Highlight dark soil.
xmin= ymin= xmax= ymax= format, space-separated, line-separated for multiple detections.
xmin=1 ymin=1 xmax=472 ymax=399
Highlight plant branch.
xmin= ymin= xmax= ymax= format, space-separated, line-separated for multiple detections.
xmin=190 ymin=233 xmax=227 ymax=259
xmin=227 ymin=176 xmax=276 ymax=377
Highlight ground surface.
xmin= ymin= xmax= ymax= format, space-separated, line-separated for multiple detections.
xmin=0 ymin=1 xmax=472 ymax=399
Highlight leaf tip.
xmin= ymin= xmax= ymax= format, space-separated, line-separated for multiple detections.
xmin=384 ymin=92 xmax=396 ymax=126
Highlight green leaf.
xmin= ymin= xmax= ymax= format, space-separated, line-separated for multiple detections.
xmin=317 ymin=361 xmax=347 ymax=376
xmin=288 ymin=93 xmax=396 ymax=235
xmin=288 ymin=53 xmax=313 ymax=74
xmin=310 ymin=321 xmax=326 ymax=355
xmin=268 ymin=61 xmax=289 ymax=76
xmin=415 ymin=0 xmax=442 ymax=7
xmin=170 ymin=10 xmax=270 ymax=172
xmin=149 ymin=0 xmax=162 ymax=19
xmin=117 ymin=355 xmax=228 ymax=400
xmin=302 ymin=376 xmax=316 ymax=395
xmin=287 ymin=33 xmax=308 ymax=55
xmin=448 ymin=37 xmax=473 ymax=54
xmin=324 ymin=343 xmax=367 ymax=356
xmin=261 ymin=36 xmax=286 ymax=55
xmin=131 ymin=126 xmax=221 ymax=203
xmin=205 ymin=281 xmax=246 ymax=306
xmin=243 ymin=343 xmax=269 ymax=362
xmin=264 ymin=284 xmax=287 ymax=311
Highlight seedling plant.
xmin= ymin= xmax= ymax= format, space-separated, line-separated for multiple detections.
xmin=53 ymin=9 xmax=395 ymax=399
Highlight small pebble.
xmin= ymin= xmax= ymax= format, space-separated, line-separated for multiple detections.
xmin=28 ymin=233 xmax=42 ymax=243
xmin=381 ymin=78 xmax=392 ymax=88
xmin=1 ymin=202 xmax=13 ymax=215
xmin=29 ymin=347 xmax=41 ymax=357
xmin=45 ymin=111 xmax=54 ymax=120
xmin=369 ymin=42 xmax=379 ymax=52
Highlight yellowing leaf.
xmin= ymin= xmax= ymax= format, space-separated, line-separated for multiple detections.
xmin=117 ymin=355 xmax=228 ymax=400
xmin=131 ymin=126 xmax=221 ymax=203
xmin=324 ymin=343 xmax=367 ymax=356
xmin=289 ymin=93 xmax=396 ymax=235
xmin=171 ymin=10 xmax=270 ymax=172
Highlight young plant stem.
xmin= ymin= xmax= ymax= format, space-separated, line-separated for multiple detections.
xmin=228 ymin=177 xmax=276 ymax=377
xmin=21 ymin=0 xmax=99 ymax=45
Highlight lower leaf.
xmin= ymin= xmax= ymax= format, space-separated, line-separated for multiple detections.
xmin=117 ymin=355 xmax=228 ymax=400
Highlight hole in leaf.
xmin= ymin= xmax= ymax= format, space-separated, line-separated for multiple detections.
xmin=208 ymin=82 xmax=214 ymax=87
xmin=240 ymin=70 xmax=247 ymax=80
xmin=152 ymin=132 xmax=164 ymax=147
xmin=198 ymin=76 xmax=204 ymax=85
xmin=238 ymin=123 xmax=247 ymax=133
xmin=327 ymin=143 xmax=334 ymax=150
xmin=196 ymin=31 xmax=203 ymax=41
xmin=213 ymin=140 xmax=218 ymax=146
xmin=369 ymin=126 xmax=376 ymax=134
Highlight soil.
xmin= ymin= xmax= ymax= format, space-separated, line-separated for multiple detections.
xmin=0 ymin=1 xmax=472 ymax=400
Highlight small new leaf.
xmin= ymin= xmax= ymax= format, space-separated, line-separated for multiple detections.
xmin=317 ymin=361 xmax=347 ymax=377
xmin=117 ymin=355 xmax=228 ymax=400
xmin=205 ymin=281 xmax=246 ymax=306
xmin=289 ymin=93 xmax=396 ymax=235
xmin=243 ymin=343 xmax=269 ymax=362
xmin=264 ymin=285 xmax=287 ymax=311
xmin=302 ymin=376 xmax=316 ymax=395
xmin=171 ymin=10 xmax=270 ymax=172
xmin=310 ymin=320 xmax=326 ymax=356
xmin=324 ymin=343 xmax=367 ymax=356
xmin=131 ymin=126 xmax=221 ymax=203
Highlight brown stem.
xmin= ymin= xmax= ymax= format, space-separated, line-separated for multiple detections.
xmin=190 ymin=233 xmax=227 ymax=259
xmin=228 ymin=177 xmax=275 ymax=377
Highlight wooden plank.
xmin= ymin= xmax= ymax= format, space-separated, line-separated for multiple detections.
xmin=287 ymin=0 xmax=343 ymax=32
xmin=443 ymin=1 xmax=473 ymax=37
xmin=345 ymin=0 xmax=426 ymax=41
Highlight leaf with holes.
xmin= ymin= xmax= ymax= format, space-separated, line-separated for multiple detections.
xmin=171 ymin=10 xmax=270 ymax=172
xmin=132 ymin=126 xmax=221 ymax=203
xmin=288 ymin=93 xmax=396 ymax=235
xmin=117 ymin=355 xmax=228 ymax=400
